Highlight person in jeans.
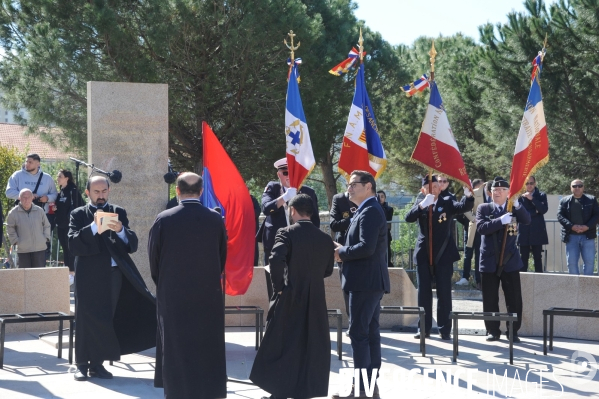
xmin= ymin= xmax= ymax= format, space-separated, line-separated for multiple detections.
xmin=557 ymin=179 xmax=599 ymax=275
xmin=6 ymin=188 xmax=51 ymax=268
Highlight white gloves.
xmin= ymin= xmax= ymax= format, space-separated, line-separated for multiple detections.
xmin=463 ymin=187 xmax=472 ymax=197
xmin=282 ymin=187 xmax=297 ymax=202
xmin=513 ymin=201 xmax=521 ymax=209
xmin=500 ymin=213 xmax=513 ymax=225
xmin=419 ymin=194 xmax=435 ymax=209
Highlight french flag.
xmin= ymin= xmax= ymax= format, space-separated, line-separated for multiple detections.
xmin=508 ymin=52 xmax=549 ymax=201
xmin=410 ymin=81 xmax=470 ymax=188
xmin=338 ymin=63 xmax=387 ymax=180
xmin=285 ymin=60 xmax=315 ymax=188
xmin=401 ymin=74 xmax=430 ymax=97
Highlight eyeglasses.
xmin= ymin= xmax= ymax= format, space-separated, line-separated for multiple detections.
xmin=281 ymin=170 xmax=288 ymax=176
xmin=572 ymin=184 xmax=584 ymax=188
xmin=525 ymin=182 xmax=535 ymax=185
xmin=438 ymin=180 xmax=448 ymax=183
xmin=347 ymin=182 xmax=366 ymax=189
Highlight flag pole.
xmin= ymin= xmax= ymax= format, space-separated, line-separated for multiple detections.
xmin=358 ymin=27 xmax=364 ymax=65
xmin=427 ymin=41 xmax=437 ymax=274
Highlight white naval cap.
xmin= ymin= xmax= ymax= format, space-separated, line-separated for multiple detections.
xmin=273 ymin=157 xmax=288 ymax=170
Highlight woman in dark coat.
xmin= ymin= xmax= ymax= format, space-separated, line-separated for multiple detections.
xmin=517 ymin=176 xmax=549 ymax=272
xmin=54 ymin=169 xmax=83 ymax=282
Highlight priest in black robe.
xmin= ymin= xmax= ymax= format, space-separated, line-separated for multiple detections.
xmin=250 ymin=194 xmax=335 ymax=399
xmin=69 ymin=176 xmax=156 ymax=381
xmin=148 ymin=172 xmax=227 ymax=399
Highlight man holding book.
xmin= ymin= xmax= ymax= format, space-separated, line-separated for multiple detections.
xmin=68 ymin=175 xmax=156 ymax=381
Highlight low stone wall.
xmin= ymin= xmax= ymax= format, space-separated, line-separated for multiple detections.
xmin=225 ymin=267 xmax=417 ymax=329
xmin=498 ymin=272 xmax=599 ymax=340
xmin=0 ymin=267 xmax=70 ymax=333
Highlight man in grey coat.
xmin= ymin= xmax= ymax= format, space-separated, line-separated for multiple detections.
xmin=6 ymin=188 xmax=51 ymax=268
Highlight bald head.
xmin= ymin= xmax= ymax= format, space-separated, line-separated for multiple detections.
xmin=176 ymin=172 xmax=204 ymax=199
xmin=86 ymin=175 xmax=110 ymax=206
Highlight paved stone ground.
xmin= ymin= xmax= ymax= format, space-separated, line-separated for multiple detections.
xmin=1 ymin=326 xmax=598 ymax=399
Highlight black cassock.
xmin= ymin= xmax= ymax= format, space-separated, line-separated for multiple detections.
xmin=68 ymin=204 xmax=156 ymax=365
xmin=250 ymin=220 xmax=335 ymax=398
xmin=148 ymin=201 xmax=227 ymax=399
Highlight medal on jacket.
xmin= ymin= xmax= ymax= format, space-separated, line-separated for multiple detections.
xmin=438 ymin=212 xmax=447 ymax=223
xmin=508 ymin=217 xmax=517 ymax=236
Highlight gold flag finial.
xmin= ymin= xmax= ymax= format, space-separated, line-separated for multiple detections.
xmin=358 ymin=27 xmax=364 ymax=62
xmin=429 ymin=40 xmax=437 ymax=73
xmin=284 ymin=30 xmax=300 ymax=63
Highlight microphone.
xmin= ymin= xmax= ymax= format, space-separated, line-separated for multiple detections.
xmin=69 ymin=157 xmax=122 ymax=183
xmin=107 ymin=170 xmax=122 ymax=183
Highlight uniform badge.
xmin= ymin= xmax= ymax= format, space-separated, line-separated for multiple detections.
xmin=342 ymin=211 xmax=349 ymax=219
xmin=437 ymin=206 xmax=443 ymax=212
xmin=438 ymin=212 xmax=447 ymax=223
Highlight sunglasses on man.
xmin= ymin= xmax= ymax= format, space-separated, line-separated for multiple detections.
xmin=280 ymin=170 xmax=289 ymax=176
xmin=572 ymin=184 xmax=583 ymax=188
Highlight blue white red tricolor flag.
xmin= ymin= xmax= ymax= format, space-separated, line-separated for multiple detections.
xmin=338 ymin=63 xmax=387 ymax=180
xmin=508 ymin=49 xmax=549 ymax=203
xmin=329 ymin=47 xmax=364 ymax=76
xmin=401 ymin=74 xmax=430 ymax=97
xmin=410 ymin=81 xmax=471 ymax=188
xmin=530 ymin=52 xmax=543 ymax=82
xmin=202 ymin=122 xmax=255 ymax=296
xmin=285 ymin=60 xmax=315 ymax=188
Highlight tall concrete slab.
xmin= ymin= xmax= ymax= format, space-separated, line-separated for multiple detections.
xmin=87 ymin=82 xmax=168 ymax=292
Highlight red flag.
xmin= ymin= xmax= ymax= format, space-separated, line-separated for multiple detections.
xmin=202 ymin=122 xmax=255 ymax=295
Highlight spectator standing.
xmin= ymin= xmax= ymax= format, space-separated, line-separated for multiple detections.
xmin=54 ymin=169 xmax=84 ymax=284
xmin=457 ymin=179 xmax=484 ymax=286
xmin=517 ymin=176 xmax=549 ymax=272
xmin=377 ymin=190 xmax=395 ymax=267
xmin=5 ymin=153 xmax=58 ymax=215
xmin=557 ymin=179 xmax=599 ymax=275
xmin=329 ymin=191 xmax=357 ymax=316
xmin=6 ymin=188 xmax=51 ymax=268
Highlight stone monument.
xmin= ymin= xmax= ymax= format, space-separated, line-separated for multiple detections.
xmin=87 ymin=81 xmax=168 ymax=292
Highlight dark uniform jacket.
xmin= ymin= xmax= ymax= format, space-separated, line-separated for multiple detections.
xmin=69 ymin=204 xmax=156 ymax=365
xmin=476 ymin=203 xmax=531 ymax=273
xmin=250 ymin=221 xmax=334 ymax=398
xmin=338 ymin=197 xmax=390 ymax=293
xmin=329 ymin=192 xmax=357 ymax=245
xmin=256 ymin=181 xmax=319 ymax=251
xmin=405 ymin=195 xmax=474 ymax=267
xmin=516 ymin=187 xmax=549 ymax=246
xmin=557 ymin=193 xmax=599 ymax=243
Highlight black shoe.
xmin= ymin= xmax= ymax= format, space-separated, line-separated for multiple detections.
xmin=506 ymin=331 xmax=521 ymax=343
xmin=414 ymin=332 xmax=430 ymax=339
xmin=486 ymin=334 xmax=500 ymax=342
xmin=89 ymin=365 xmax=113 ymax=379
xmin=439 ymin=333 xmax=451 ymax=340
xmin=74 ymin=368 xmax=88 ymax=381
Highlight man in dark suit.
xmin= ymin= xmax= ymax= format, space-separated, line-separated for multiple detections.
xmin=405 ymin=175 xmax=474 ymax=340
xmin=148 ymin=172 xmax=227 ymax=399
xmin=251 ymin=194 xmax=334 ymax=399
xmin=329 ymin=191 xmax=357 ymax=315
xmin=377 ymin=190 xmax=394 ymax=268
xmin=476 ymin=177 xmax=531 ymax=343
xmin=332 ymin=170 xmax=390 ymax=399
xmin=257 ymin=158 xmax=320 ymax=299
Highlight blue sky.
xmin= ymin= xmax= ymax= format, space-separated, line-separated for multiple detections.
xmin=353 ymin=0 xmax=555 ymax=46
